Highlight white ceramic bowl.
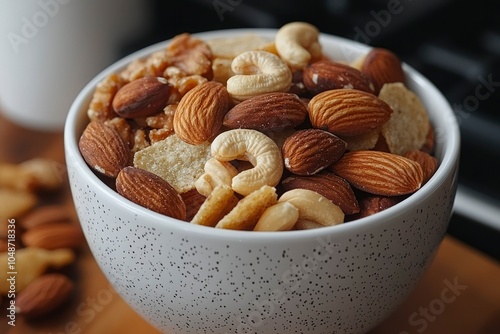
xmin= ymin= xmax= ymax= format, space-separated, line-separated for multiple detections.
xmin=64 ymin=29 xmax=460 ymax=334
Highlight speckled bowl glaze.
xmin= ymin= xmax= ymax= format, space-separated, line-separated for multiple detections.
xmin=64 ymin=29 xmax=460 ymax=334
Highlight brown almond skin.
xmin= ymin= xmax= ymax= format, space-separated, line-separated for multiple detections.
xmin=303 ymin=60 xmax=375 ymax=96
xmin=330 ymin=150 xmax=424 ymax=196
xmin=282 ymin=129 xmax=346 ymax=175
xmin=404 ymin=150 xmax=439 ymax=184
xmin=116 ymin=166 xmax=186 ymax=220
xmin=180 ymin=188 xmax=206 ymax=222
xmin=361 ymin=48 xmax=405 ymax=94
xmin=282 ymin=171 xmax=360 ymax=215
xmin=174 ymin=81 xmax=230 ymax=145
xmin=21 ymin=223 xmax=85 ymax=250
xmin=112 ymin=76 xmax=172 ymax=118
xmin=421 ymin=125 xmax=436 ymax=154
xmin=16 ymin=274 xmax=74 ymax=319
xmin=349 ymin=195 xmax=402 ymax=220
xmin=224 ymin=92 xmax=308 ymax=131
xmin=308 ymin=89 xmax=393 ymax=137
xmin=79 ymin=121 xmax=130 ymax=178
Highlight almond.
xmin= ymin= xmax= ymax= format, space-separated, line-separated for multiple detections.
xmin=361 ymin=48 xmax=405 ymax=94
xmin=223 ymin=92 xmax=308 ymax=131
xmin=421 ymin=124 xmax=436 ymax=154
xmin=330 ymin=150 xmax=424 ymax=196
xmin=181 ymin=188 xmax=206 ymax=222
xmin=303 ymin=60 xmax=375 ymax=95
xmin=282 ymin=171 xmax=359 ymax=215
xmin=112 ymin=76 xmax=172 ymax=118
xmin=351 ymin=195 xmax=402 ymax=220
xmin=21 ymin=222 xmax=85 ymax=250
xmin=404 ymin=150 xmax=438 ymax=184
xmin=308 ymin=89 xmax=393 ymax=137
xmin=116 ymin=166 xmax=187 ymax=220
xmin=288 ymin=70 xmax=309 ymax=96
xmin=173 ymin=81 xmax=230 ymax=145
xmin=79 ymin=121 xmax=130 ymax=177
xmin=281 ymin=129 xmax=346 ymax=175
xmin=16 ymin=274 xmax=74 ymax=319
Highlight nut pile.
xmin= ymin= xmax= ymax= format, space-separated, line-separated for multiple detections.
xmin=0 ymin=159 xmax=84 ymax=318
xmin=79 ymin=21 xmax=438 ymax=231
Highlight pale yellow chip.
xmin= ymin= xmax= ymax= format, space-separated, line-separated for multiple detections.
xmin=133 ymin=134 xmax=212 ymax=193
xmin=191 ymin=185 xmax=237 ymax=227
xmin=378 ymin=82 xmax=430 ymax=155
xmin=341 ymin=129 xmax=380 ymax=151
xmin=0 ymin=188 xmax=37 ymax=221
xmin=215 ymin=185 xmax=277 ymax=230
xmin=207 ymin=34 xmax=273 ymax=59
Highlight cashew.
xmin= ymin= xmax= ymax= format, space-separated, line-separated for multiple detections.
xmin=294 ymin=220 xmax=324 ymax=230
xmin=275 ymin=22 xmax=322 ymax=70
xmin=195 ymin=158 xmax=239 ymax=197
xmin=279 ymin=189 xmax=344 ymax=227
xmin=210 ymin=129 xmax=283 ymax=196
xmin=253 ymin=202 xmax=299 ymax=231
xmin=226 ymin=51 xmax=292 ymax=101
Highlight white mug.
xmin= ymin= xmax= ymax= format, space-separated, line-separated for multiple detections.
xmin=0 ymin=0 xmax=150 ymax=131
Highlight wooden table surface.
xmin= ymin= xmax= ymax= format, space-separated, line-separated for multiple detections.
xmin=1 ymin=113 xmax=500 ymax=334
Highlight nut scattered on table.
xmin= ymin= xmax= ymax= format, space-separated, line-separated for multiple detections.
xmin=0 ymin=158 xmax=81 ymax=318
xmin=15 ymin=273 xmax=74 ymax=319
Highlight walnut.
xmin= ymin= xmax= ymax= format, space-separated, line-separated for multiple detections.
xmin=131 ymin=129 xmax=150 ymax=153
xmin=166 ymin=33 xmax=213 ymax=78
xmin=120 ymin=50 xmax=173 ymax=82
xmin=164 ymin=66 xmax=208 ymax=99
xmin=87 ymin=74 xmax=126 ymax=122
xmin=146 ymin=105 xmax=176 ymax=143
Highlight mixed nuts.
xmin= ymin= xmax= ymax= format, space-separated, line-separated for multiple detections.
xmin=78 ymin=21 xmax=438 ymax=231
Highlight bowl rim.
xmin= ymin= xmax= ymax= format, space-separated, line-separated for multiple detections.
xmin=64 ymin=28 xmax=460 ymax=242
